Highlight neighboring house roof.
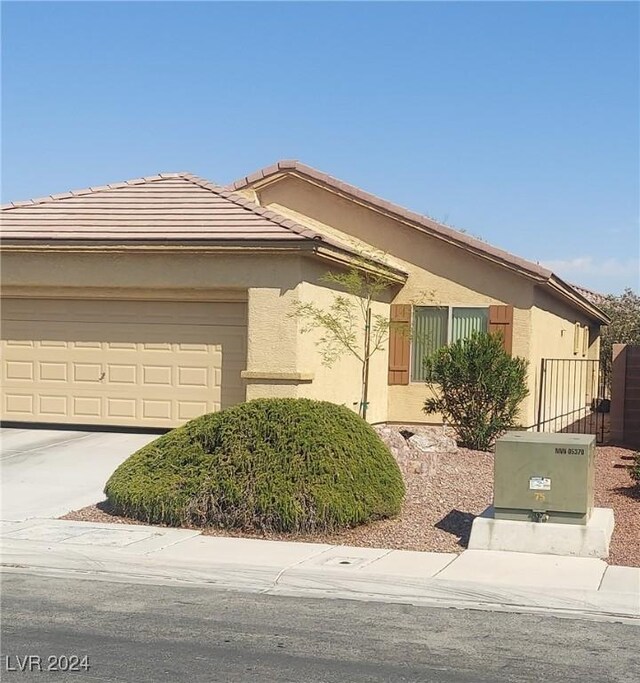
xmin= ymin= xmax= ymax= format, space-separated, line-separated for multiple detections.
xmin=0 ymin=173 xmax=407 ymax=281
xmin=572 ymin=284 xmax=607 ymax=306
xmin=230 ymin=160 xmax=610 ymax=325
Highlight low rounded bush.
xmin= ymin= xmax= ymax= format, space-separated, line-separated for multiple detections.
xmin=105 ymin=398 xmax=405 ymax=533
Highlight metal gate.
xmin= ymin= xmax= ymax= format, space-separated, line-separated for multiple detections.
xmin=535 ymin=358 xmax=609 ymax=443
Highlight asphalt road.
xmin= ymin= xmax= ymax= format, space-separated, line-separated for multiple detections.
xmin=1 ymin=572 xmax=637 ymax=683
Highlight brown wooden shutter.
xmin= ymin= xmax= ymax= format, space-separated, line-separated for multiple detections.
xmin=388 ymin=304 xmax=411 ymax=385
xmin=488 ymin=305 xmax=514 ymax=354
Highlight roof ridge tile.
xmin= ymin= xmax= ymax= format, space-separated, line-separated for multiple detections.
xmin=3 ymin=174 xmax=182 ymax=209
xmin=6 ymin=199 xmax=33 ymax=208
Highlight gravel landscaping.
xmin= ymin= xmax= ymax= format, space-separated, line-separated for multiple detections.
xmin=62 ymin=425 xmax=639 ymax=567
xmin=593 ymin=444 xmax=639 ymax=567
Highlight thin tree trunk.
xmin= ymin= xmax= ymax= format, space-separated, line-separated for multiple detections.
xmin=361 ymin=307 xmax=372 ymax=420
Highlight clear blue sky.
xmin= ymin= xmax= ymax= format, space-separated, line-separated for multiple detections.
xmin=2 ymin=1 xmax=638 ymax=294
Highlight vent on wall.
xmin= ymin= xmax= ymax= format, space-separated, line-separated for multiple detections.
xmin=573 ymin=322 xmax=581 ymax=355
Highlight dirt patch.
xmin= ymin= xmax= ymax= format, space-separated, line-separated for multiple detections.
xmin=62 ymin=437 xmax=639 ymax=566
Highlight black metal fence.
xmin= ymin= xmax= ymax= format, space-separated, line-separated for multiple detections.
xmin=534 ymin=358 xmax=609 ymax=443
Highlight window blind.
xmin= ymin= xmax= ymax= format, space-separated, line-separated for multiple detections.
xmin=411 ymin=307 xmax=448 ymax=381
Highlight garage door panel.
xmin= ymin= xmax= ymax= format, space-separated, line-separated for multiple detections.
xmin=108 ymin=364 xmax=137 ymax=384
xmin=177 ymin=366 xmax=209 ymax=387
xmin=142 ymin=399 xmax=172 ymax=420
xmin=143 ymin=365 xmax=173 ymax=386
xmin=178 ymin=343 xmax=209 ymax=353
xmin=39 ymin=395 xmax=68 ymax=417
xmin=107 ymin=398 xmax=137 ymax=419
xmin=74 ymin=363 xmax=103 ymax=383
xmin=39 ymin=362 xmax=68 ymax=382
xmin=5 ymin=339 xmax=34 ymax=348
xmin=4 ymin=393 xmax=34 ymax=416
xmin=40 ymin=340 xmax=66 ymax=348
xmin=1 ymin=298 xmax=247 ymax=427
xmin=3 ymin=322 xmax=243 ymax=348
xmin=5 ymin=360 xmax=34 ymax=381
xmin=178 ymin=401 xmax=210 ymax=421
xmin=73 ymin=396 xmax=102 ymax=418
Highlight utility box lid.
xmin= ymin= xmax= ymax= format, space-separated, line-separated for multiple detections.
xmin=497 ymin=432 xmax=595 ymax=447
xmin=494 ymin=432 xmax=596 ymax=524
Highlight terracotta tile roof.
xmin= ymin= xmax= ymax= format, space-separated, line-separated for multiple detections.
xmin=231 ymin=160 xmax=555 ymax=281
xmin=0 ymin=172 xmax=330 ymax=244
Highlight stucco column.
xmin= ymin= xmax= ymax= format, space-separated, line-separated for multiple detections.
xmin=610 ymin=343 xmax=627 ymax=443
xmin=243 ymin=286 xmax=309 ymax=400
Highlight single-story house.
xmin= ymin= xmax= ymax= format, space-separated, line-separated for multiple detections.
xmin=1 ymin=161 xmax=609 ymax=429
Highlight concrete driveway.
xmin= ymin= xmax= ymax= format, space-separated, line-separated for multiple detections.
xmin=1 ymin=428 xmax=158 ymax=521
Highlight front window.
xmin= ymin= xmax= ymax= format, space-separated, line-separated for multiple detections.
xmin=411 ymin=306 xmax=488 ymax=381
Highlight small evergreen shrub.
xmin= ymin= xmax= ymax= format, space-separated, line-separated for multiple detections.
xmin=422 ymin=332 xmax=529 ymax=451
xmin=105 ymin=398 xmax=404 ymax=533
xmin=631 ymin=452 xmax=640 ymax=487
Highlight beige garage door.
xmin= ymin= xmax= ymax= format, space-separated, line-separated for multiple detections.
xmin=1 ymin=298 xmax=247 ymax=428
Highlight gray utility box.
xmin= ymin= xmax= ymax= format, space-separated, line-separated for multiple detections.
xmin=494 ymin=432 xmax=596 ymax=525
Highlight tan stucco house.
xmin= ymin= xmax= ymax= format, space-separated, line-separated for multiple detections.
xmin=0 ymin=161 xmax=609 ymax=430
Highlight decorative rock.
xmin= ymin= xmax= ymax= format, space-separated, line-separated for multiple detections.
xmin=374 ymin=423 xmax=458 ymax=476
xmin=408 ymin=432 xmax=457 ymax=453
xmin=373 ymin=425 xmax=413 ymax=464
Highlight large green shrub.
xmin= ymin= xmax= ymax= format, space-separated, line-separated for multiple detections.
xmin=422 ymin=332 xmax=529 ymax=451
xmin=105 ymin=398 xmax=404 ymax=533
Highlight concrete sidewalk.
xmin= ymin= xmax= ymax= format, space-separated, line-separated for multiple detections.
xmin=1 ymin=518 xmax=638 ymax=623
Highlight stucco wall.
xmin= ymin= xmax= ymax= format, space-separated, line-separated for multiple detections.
xmin=529 ymin=288 xmax=602 ymax=430
xmin=1 ymin=250 xmax=302 ymax=292
xmin=530 ymin=289 xmax=600 ymax=362
xmin=251 ymin=177 xmax=537 ymax=425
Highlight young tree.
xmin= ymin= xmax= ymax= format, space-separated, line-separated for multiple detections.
xmin=422 ymin=332 xmax=529 ymax=451
xmin=599 ymin=288 xmax=640 ymax=372
xmin=289 ymin=262 xmax=399 ymax=420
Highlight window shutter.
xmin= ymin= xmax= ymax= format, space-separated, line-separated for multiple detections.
xmin=488 ymin=305 xmax=514 ymax=354
xmin=388 ymin=304 xmax=411 ymax=385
